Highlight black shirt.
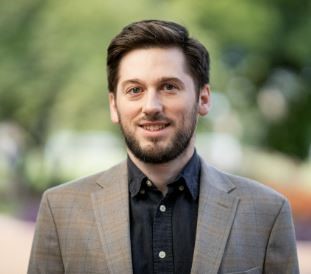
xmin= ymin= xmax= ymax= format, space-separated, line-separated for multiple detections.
xmin=128 ymin=152 xmax=201 ymax=274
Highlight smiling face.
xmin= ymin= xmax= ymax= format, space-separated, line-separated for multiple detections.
xmin=109 ymin=47 xmax=210 ymax=164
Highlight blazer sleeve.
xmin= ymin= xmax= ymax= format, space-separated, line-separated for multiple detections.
xmin=28 ymin=191 xmax=64 ymax=274
xmin=264 ymin=199 xmax=299 ymax=274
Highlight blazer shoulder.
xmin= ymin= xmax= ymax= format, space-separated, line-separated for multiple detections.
xmin=228 ymin=174 xmax=287 ymax=204
xmin=201 ymin=159 xmax=288 ymax=205
xmin=229 ymin=171 xmax=286 ymax=201
xmin=43 ymin=160 xmax=127 ymax=197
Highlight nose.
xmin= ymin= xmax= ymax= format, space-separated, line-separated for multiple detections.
xmin=142 ymin=90 xmax=163 ymax=115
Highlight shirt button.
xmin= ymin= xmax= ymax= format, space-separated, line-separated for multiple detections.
xmin=140 ymin=189 xmax=145 ymax=194
xmin=146 ymin=180 xmax=152 ymax=187
xmin=178 ymin=185 xmax=185 ymax=191
xmin=159 ymin=205 xmax=166 ymax=212
xmin=159 ymin=251 xmax=166 ymax=259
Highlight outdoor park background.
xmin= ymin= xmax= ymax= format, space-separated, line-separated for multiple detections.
xmin=0 ymin=0 xmax=310 ymax=273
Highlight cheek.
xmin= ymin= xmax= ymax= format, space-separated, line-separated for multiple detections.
xmin=117 ymin=103 xmax=141 ymax=124
xmin=129 ymin=99 xmax=145 ymax=112
xmin=168 ymin=100 xmax=196 ymax=117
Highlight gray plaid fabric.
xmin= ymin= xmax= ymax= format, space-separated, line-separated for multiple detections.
xmin=28 ymin=158 xmax=299 ymax=274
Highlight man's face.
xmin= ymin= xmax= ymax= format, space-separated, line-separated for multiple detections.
xmin=109 ymin=47 xmax=210 ymax=163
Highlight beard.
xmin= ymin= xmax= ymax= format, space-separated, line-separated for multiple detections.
xmin=118 ymin=107 xmax=198 ymax=164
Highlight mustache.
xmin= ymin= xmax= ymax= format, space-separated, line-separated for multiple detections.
xmin=139 ymin=113 xmax=172 ymax=123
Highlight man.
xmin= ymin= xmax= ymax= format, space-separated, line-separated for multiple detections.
xmin=28 ymin=20 xmax=299 ymax=274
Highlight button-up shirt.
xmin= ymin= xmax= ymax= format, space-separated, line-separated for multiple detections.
xmin=128 ymin=152 xmax=201 ymax=274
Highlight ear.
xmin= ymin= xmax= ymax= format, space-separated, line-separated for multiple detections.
xmin=198 ymin=84 xmax=211 ymax=116
xmin=109 ymin=92 xmax=119 ymax=123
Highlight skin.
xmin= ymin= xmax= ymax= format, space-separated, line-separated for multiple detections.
xmin=109 ymin=47 xmax=211 ymax=194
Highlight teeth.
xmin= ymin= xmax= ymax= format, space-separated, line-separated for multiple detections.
xmin=143 ymin=125 xmax=166 ymax=131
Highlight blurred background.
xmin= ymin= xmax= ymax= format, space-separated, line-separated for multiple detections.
xmin=0 ymin=0 xmax=310 ymax=272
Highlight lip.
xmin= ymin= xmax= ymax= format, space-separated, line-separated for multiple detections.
xmin=138 ymin=121 xmax=171 ymax=137
xmin=139 ymin=121 xmax=169 ymax=130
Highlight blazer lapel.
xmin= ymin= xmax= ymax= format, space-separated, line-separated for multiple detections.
xmin=91 ymin=161 xmax=133 ymax=274
xmin=191 ymin=161 xmax=240 ymax=274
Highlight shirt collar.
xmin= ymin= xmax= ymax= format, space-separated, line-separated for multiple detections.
xmin=127 ymin=150 xmax=201 ymax=200
xmin=174 ymin=150 xmax=200 ymax=200
xmin=128 ymin=157 xmax=147 ymax=197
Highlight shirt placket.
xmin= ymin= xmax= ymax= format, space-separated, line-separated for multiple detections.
xmin=152 ymin=196 xmax=174 ymax=274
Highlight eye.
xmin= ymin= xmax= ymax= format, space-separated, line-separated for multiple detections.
xmin=127 ymin=86 xmax=143 ymax=95
xmin=162 ymin=83 xmax=177 ymax=91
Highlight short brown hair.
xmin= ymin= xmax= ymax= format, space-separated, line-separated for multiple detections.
xmin=107 ymin=20 xmax=210 ymax=93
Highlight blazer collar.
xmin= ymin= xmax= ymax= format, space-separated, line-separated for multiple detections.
xmin=92 ymin=161 xmax=133 ymax=274
xmin=91 ymin=158 xmax=240 ymax=274
xmin=191 ymin=159 xmax=240 ymax=274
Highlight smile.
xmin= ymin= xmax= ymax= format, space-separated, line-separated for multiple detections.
xmin=139 ymin=123 xmax=169 ymax=131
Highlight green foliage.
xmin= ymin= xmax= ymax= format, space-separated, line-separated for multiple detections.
xmin=189 ymin=0 xmax=311 ymax=159
xmin=0 ymin=0 xmax=310 ymax=192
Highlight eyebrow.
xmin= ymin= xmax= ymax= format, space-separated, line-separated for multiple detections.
xmin=120 ymin=79 xmax=142 ymax=89
xmin=120 ymin=77 xmax=185 ymax=89
xmin=158 ymin=77 xmax=185 ymax=88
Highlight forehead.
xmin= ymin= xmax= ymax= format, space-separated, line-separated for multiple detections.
xmin=117 ymin=47 xmax=193 ymax=84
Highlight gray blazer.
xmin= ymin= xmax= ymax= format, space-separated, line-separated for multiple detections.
xmin=28 ymin=159 xmax=299 ymax=274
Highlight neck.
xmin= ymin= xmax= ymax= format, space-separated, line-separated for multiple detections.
xmin=128 ymin=140 xmax=195 ymax=195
